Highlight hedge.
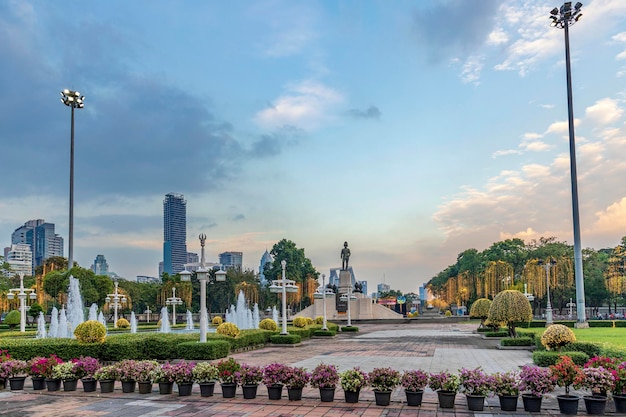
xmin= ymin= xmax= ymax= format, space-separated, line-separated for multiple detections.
xmin=563 ymin=341 xmax=602 ymax=358
xmin=176 ymin=340 xmax=230 ymax=360
xmin=313 ymin=330 xmax=336 ymax=337
xmin=0 ymin=338 xmax=102 ymax=360
xmin=532 ymin=351 xmax=589 ymax=367
xmin=553 ymin=320 xmax=576 ymax=328
xmin=501 ymin=337 xmax=533 ymax=346
xmin=341 ymin=326 xmax=359 ymax=332
xmin=270 ymin=334 xmax=301 ymax=344
xmin=484 ymin=331 xmax=509 ymax=338
xmin=516 ymin=330 xmax=536 ymax=341
xmin=587 ymin=320 xmax=626 ymax=328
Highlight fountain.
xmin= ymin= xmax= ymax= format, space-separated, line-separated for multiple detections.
xmin=49 ymin=306 xmax=59 ymax=338
xmin=59 ymin=307 xmax=69 ymax=338
xmin=272 ymin=306 xmax=279 ymax=325
xmin=130 ymin=311 xmax=138 ymax=333
xmin=88 ymin=303 xmax=99 ymax=321
xmin=159 ymin=306 xmax=171 ymax=333
xmin=62 ymin=276 xmax=85 ymax=338
xmin=224 ymin=291 xmax=260 ymax=329
xmin=185 ymin=310 xmax=194 ymax=330
xmin=98 ymin=311 xmax=107 ymax=331
xmin=36 ymin=312 xmax=47 ymax=339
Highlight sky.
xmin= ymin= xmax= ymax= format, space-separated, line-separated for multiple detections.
xmin=1 ymin=0 xmax=626 ymax=294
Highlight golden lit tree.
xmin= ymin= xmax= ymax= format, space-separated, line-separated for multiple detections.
xmin=487 ymin=290 xmax=532 ymax=337
xmin=484 ymin=261 xmax=514 ymax=297
xmin=235 ymin=281 xmax=259 ymax=305
xmin=605 ymin=245 xmax=626 ymax=298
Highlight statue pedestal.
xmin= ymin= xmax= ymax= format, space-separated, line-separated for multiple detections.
xmin=338 ymin=270 xmax=351 ymax=295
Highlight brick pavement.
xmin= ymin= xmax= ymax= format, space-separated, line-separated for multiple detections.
xmin=0 ymin=321 xmax=623 ymax=416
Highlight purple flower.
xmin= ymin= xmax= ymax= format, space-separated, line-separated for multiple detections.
xmin=310 ymin=363 xmax=339 ymax=389
xmin=519 ymin=365 xmax=555 ymax=397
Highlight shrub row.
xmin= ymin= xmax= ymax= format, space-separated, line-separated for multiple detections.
xmin=270 ymin=334 xmax=301 ymax=344
xmin=516 ymin=330 xmax=536 ymax=340
xmin=588 ymin=320 xmax=626 ymax=328
xmin=501 ymin=337 xmax=533 ymax=346
xmin=563 ymin=341 xmax=602 ymax=358
xmin=341 ymin=326 xmax=359 ymax=332
xmin=313 ymin=330 xmax=336 ymax=337
xmin=532 ymin=351 xmax=589 ymax=366
xmin=484 ymin=331 xmax=509 ymax=337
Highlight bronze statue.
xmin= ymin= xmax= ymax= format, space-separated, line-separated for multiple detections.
xmin=341 ymin=241 xmax=351 ymax=270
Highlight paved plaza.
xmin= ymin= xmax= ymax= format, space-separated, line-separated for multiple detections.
xmin=0 ymin=321 xmax=622 ymax=416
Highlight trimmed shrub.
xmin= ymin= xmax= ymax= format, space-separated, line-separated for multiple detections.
xmin=553 ymin=320 xmax=576 ymax=328
xmin=470 ymin=298 xmax=491 ymax=323
xmin=306 ymin=317 xmax=314 ymax=325
xmin=100 ymin=334 xmax=144 ymax=361
xmin=532 ymin=351 xmax=589 ymax=367
xmin=444 ymin=310 xmax=452 ymax=317
xmin=3 ymin=310 xmax=20 ymax=329
xmin=212 ymin=316 xmax=223 ymax=325
xmin=313 ymin=330 xmax=336 ymax=337
xmin=563 ymin=341 xmax=601 ymax=358
xmin=529 ymin=320 xmax=547 ymax=328
xmin=176 ymin=340 xmax=230 ymax=360
xmin=516 ymin=330 xmax=536 ymax=341
xmin=116 ymin=318 xmax=130 ymax=328
xmin=588 ymin=320 xmax=613 ymax=327
xmin=258 ymin=318 xmax=278 ymax=331
xmin=487 ymin=290 xmax=533 ymax=337
xmin=288 ymin=327 xmax=313 ymax=339
xmin=484 ymin=331 xmax=509 ymax=337
xmin=216 ymin=322 xmax=240 ymax=338
xmin=270 ymin=334 xmax=301 ymax=344
xmin=292 ymin=317 xmax=309 ymax=328
xmin=314 ymin=316 xmax=324 ymax=325
xmin=540 ymin=324 xmax=576 ymax=351
xmin=74 ymin=320 xmax=107 ymax=343
xmin=501 ymin=337 xmax=533 ymax=346
xmin=341 ymin=326 xmax=359 ymax=332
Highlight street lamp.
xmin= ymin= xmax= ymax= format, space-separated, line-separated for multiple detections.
xmin=144 ymin=306 xmax=152 ymax=323
xmin=166 ymin=287 xmax=183 ymax=325
xmin=6 ymin=272 xmax=37 ymax=332
xmin=340 ymin=285 xmax=357 ymax=327
xmin=538 ymin=259 xmax=557 ymax=325
xmin=269 ymin=260 xmax=298 ymax=335
xmin=60 ymin=89 xmax=85 ymax=272
xmin=550 ymin=2 xmax=586 ymax=325
xmin=321 ymin=274 xmax=328 ymax=331
xmin=196 ymin=233 xmax=209 ymax=343
xmin=105 ymin=280 xmax=127 ymax=328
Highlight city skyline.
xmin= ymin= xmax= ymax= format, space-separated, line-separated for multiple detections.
xmin=1 ymin=1 xmax=626 ymax=292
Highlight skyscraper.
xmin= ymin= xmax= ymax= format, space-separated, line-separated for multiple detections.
xmin=163 ymin=193 xmax=187 ymax=275
xmin=258 ymin=249 xmax=273 ymax=285
xmin=91 ymin=254 xmax=109 ymax=275
xmin=11 ymin=219 xmax=63 ymax=274
xmin=219 ymin=251 xmax=243 ymax=270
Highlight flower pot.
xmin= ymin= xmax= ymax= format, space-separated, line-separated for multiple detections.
xmin=8 ymin=376 xmax=26 ymax=390
xmin=31 ymin=376 xmax=46 ymax=390
xmin=159 ymin=381 xmax=173 ymax=395
xmin=287 ymin=387 xmax=303 ymax=401
xmin=466 ymin=394 xmax=485 ymax=411
xmin=584 ymin=395 xmax=607 ymax=415
xmin=242 ymin=384 xmax=258 ymax=399
xmin=199 ymin=382 xmax=215 ymax=397
xmin=45 ymin=378 xmax=61 ymax=392
xmin=522 ymin=393 xmax=543 ymax=412
xmin=99 ymin=379 xmax=115 ymax=393
xmin=437 ymin=390 xmax=456 ymax=408
xmin=138 ymin=381 xmax=153 ymax=394
xmin=82 ymin=378 xmax=97 ymax=392
xmin=122 ymin=380 xmax=136 ymax=393
xmin=178 ymin=382 xmax=193 ymax=396
xmin=267 ymin=384 xmax=283 ymax=400
xmin=405 ymin=390 xmax=423 ymax=407
xmin=374 ymin=390 xmax=392 ymax=406
xmin=63 ymin=378 xmax=78 ymax=391
xmin=498 ymin=394 xmax=519 ymax=411
xmin=0 ymin=379 xmax=5 ymax=390
xmin=557 ymin=394 xmax=580 ymax=415
xmin=221 ymin=382 xmax=237 ymax=398
xmin=319 ymin=387 xmax=336 ymax=402
xmin=344 ymin=389 xmax=360 ymax=403
xmin=613 ymin=394 xmax=626 ymax=414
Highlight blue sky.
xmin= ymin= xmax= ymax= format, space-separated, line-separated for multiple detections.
xmin=2 ymin=1 xmax=626 ymax=293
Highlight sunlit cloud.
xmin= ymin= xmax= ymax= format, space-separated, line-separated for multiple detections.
xmin=585 ymin=98 xmax=623 ymax=126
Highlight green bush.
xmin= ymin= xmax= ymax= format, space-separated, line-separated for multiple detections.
xmin=540 ymin=324 xmax=576 ymax=350
xmin=176 ymin=340 xmax=230 ymax=360
xmin=3 ymin=310 xmax=20 ymax=328
xmin=484 ymin=331 xmax=509 ymax=337
xmin=529 ymin=320 xmax=547 ymax=328
xmin=341 ymin=326 xmax=359 ymax=332
xmin=588 ymin=321 xmax=614 ymax=327
xmin=487 ymin=290 xmax=533 ymax=337
xmin=116 ymin=318 xmax=130 ymax=329
xmin=313 ymin=330 xmax=336 ymax=337
xmin=0 ymin=338 xmax=101 ymax=360
xmin=314 ymin=316 xmax=324 ymax=325
xmin=563 ymin=341 xmax=601 ymax=358
xmin=516 ymin=330 xmax=536 ymax=340
xmin=553 ymin=320 xmax=576 ymax=328
xmin=259 ymin=318 xmax=277 ymax=331
xmin=532 ymin=351 xmax=589 ymax=367
xmin=100 ymin=334 xmax=144 ymax=361
xmin=216 ymin=322 xmax=240 ymax=338
xmin=74 ymin=320 xmax=107 ymax=343
xmin=501 ymin=337 xmax=533 ymax=346
xmin=292 ymin=317 xmax=309 ymax=328
xmin=599 ymin=344 xmax=626 ymax=360
xmin=287 ymin=326 xmax=313 ymax=339
xmin=469 ymin=298 xmax=491 ymax=319
xmin=270 ymin=334 xmax=301 ymax=344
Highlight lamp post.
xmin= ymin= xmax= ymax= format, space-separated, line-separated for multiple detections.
xmin=550 ymin=2 xmax=586 ymax=325
xmin=268 ymin=260 xmax=298 ymax=335
xmin=321 ymin=273 xmax=328 ymax=331
xmin=196 ymin=233 xmax=209 ymax=343
xmin=105 ymin=280 xmax=127 ymax=329
xmin=340 ymin=285 xmax=357 ymax=327
xmin=538 ymin=259 xmax=557 ymax=325
xmin=6 ymin=272 xmax=36 ymax=333
xmin=144 ymin=306 xmax=152 ymax=323
xmin=60 ymin=89 xmax=84 ymax=272
xmin=166 ymin=287 xmax=183 ymax=326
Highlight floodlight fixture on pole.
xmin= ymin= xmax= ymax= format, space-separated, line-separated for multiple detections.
xmin=60 ymin=89 xmax=85 ymax=273
xmin=550 ymin=2 xmax=586 ymax=326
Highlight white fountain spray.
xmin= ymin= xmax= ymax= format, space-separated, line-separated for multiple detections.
xmin=66 ymin=276 xmax=85 ymax=338
xmin=272 ymin=306 xmax=279 ymax=325
xmin=36 ymin=312 xmax=47 ymax=339
xmin=159 ymin=306 xmax=171 ymax=333
xmin=59 ymin=307 xmax=69 ymax=338
xmin=185 ymin=310 xmax=194 ymax=330
xmin=130 ymin=311 xmax=138 ymax=333
xmin=98 ymin=311 xmax=107 ymax=332
xmin=88 ymin=303 xmax=99 ymax=321
xmin=49 ymin=306 xmax=59 ymax=338
xmin=224 ymin=291 xmax=260 ymax=329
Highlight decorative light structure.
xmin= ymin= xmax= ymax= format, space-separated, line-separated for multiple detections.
xmin=60 ymin=89 xmax=85 ymax=271
xmin=166 ymin=287 xmax=183 ymax=325
xmin=196 ymin=233 xmax=209 ymax=342
xmin=550 ymin=2 xmax=586 ymax=325
xmin=6 ymin=272 xmax=36 ymax=333
xmin=269 ymin=260 xmax=298 ymax=335
xmin=105 ymin=280 xmax=127 ymax=328
xmin=538 ymin=259 xmax=557 ymax=325
xmin=340 ymin=285 xmax=357 ymax=327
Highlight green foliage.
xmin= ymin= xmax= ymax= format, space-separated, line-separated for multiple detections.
xmin=212 ymin=316 xmax=223 ymax=325
xmin=500 ymin=337 xmax=533 ymax=346
xmin=264 ymin=239 xmax=318 ymax=284
xmin=116 ymin=318 xmax=130 ymax=328
xmin=487 ymin=290 xmax=532 ymax=337
xmin=3 ymin=310 xmax=20 ymax=327
xmin=532 ymin=351 xmax=589 ymax=367
xmin=484 ymin=331 xmax=509 ymax=337
xmin=292 ymin=317 xmax=309 ymax=328
xmin=176 ymin=341 xmax=230 ymax=360
xmin=516 ymin=330 xmax=536 ymax=340
xmin=100 ymin=334 xmax=144 ymax=361
xmin=287 ymin=326 xmax=313 ymax=339
xmin=588 ymin=320 xmax=615 ymax=327
xmin=216 ymin=322 xmax=240 ymax=338
xmin=74 ymin=320 xmax=107 ymax=343
xmin=562 ymin=341 xmax=602 ymax=358
xmin=341 ymin=326 xmax=359 ymax=332
xmin=270 ymin=334 xmax=301 ymax=344
xmin=553 ymin=320 xmax=576 ymax=328
xmin=313 ymin=330 xmax=336 ymax=336
xmin=541 ymin=324 xmax=576 ymax=350
xmin=469 ymin=298 xmax=491 ymax=319
xmin=258 ymin=318 xmax=277 ymax=331
xmin=314 ymin=316 xmax=324 ymax=325
xmin=27 ymin=303 xmax=43 ymax=319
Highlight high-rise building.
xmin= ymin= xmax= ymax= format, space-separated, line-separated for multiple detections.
xmin=91 ymin=254 xmax=109 ymax=275
xmin=4 ymin=244 xmax=33 ymax=276
xmin=163 ymin=193 xmax=187 ymax=275
xmin=258 ymin=250 xmax=273 ymax=284
xmin=219 ymin=251 xmax=243 ymax=270
xmin=11 ymin=219 xmax=63 ymax=274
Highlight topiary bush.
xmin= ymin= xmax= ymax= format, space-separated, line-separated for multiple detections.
xmin=540 ymin=324 xmax=576 ymax=351
xmin=116 ymin=318 xmax=130 ymax=329
xmin=258 ymin=318 xmax=278 ymax=331
xmin=212 ymin=316 xmax=223 ymax=325
xmin=216 ymin=322 xmax=240 ymax=338
xmin=270 ymin=334 xmax=301 ymax=344
xmin=292 ymin=317 xmax=309 ymax=328
xmin=74 ymin=320 xmax=107 ymax=343
xmin=470 ymin=298 xmax=492 ymax=328
xmin=314 ymin=316 xmax=324 ymax=325
xmin=3 ymin=310 xmax=20 ymax=329
xmin=341 ymin=326 xmax=359 ymax=332
xmin=487 ymin=290 xmax=532 ymax=337
xmin=444 ymin=310 xmax=452 ymax=317
xmin=532 ymin=351 xmax=589 ymax=367
xmin=305 ymin=317 xmax=314 ymax=325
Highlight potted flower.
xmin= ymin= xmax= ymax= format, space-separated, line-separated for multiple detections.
xmin=340 ymin=367 xmax=368 ymax=403
xmin=28 ymin=355 xmax=63 ymax=391
xmin=1 ymin=359 xmax=28 ymax=390
xmin=235 ymin=363 xmax=263 ymax=399
xmin=94 ymin=364 xmax=118 ymax=393
xmin=116 ymin=359 xmax=138 ymax=393
xmin=192 ymin=362 xmax=219 ymax=397
xmin=216 ymin=358 xmax=240 ymax=398
xmin=612 ymin=362 xmax=626 ymax=413
xmin=429 ymin=370 xmax=460 ymax=408
xmin=370 ymin=367 xmax=401 ymax=406
xmin=263 ymin=363 xmax=289 ymax=400
xmin=519 ymin=365 xmax=556 ymax=412
xmin=72 ymin=356 xmax=101 ymax=392
xmin=576 ymin=366 xmax=614 ymax=415
xmin=550 ymin=355 xmax=584 ymax=414
xmin=134 ymin=360 xmax=159 ymax=394
xmin=311 ymin=363 xmax=339 ymax=402
xmin=492 ymin=371 xmax=520 ymax=411
xmin=171 ymin=360 xmax=195 ymax=396
xmin=459 ymin=367 xmax=493 ymax=411
xmin=52 ymin=362 xmax=79 ymax=391
xmin=401 ymin=369 xmax=428 ymax=406
xmin=150 ymin=362 xmax=176 ymax=395
xmin=283 ymin=366 xmax=310 ymax=401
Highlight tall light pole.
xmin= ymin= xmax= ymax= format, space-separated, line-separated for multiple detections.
xmin=7 ymin=273 xmax=36 ymax=333
xmin=280 ymin=260 xmax=288 ymax=335
xmin=196 ymin=233 xmax=209 ymax=343
xmin=166 ymin=287 xmax=183 ymax=325
xmin=60 ymin=89 xmax=84 ymax=272
xmin=321 ymin=273 xmax=328 ymax=331
xmin=105 ymin=280 xmax=127 ymax=328
xmin=538 ymin=259 xmax=557 ymax=325
xmin=550 ymin=2 xmax=586 ymax=326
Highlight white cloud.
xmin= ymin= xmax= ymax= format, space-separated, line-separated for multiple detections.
xmin=487 ymin=27 xmax=508 ymax=45
xmin=492 ymin=149 xmax=522 ymax=158
xmin=522 ymin=140 xmax=552 ymax=152
xmin=541 ymin=104 xmax=555 ymax=109
xmin=460 ymin=55 xmax=484 ymax=84
xmin=545 ymin=119 xmax=581 ymax=135
xmin=593 ymin=197 xmax=626 ymax=233
xmin=585 ymin=98 xmax=623 ymax=126
xmin=613 ymin=31 xmax=626 ymax=61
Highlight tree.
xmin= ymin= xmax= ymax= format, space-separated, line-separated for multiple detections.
xmin=28 ymin=302 xmax=43 ymax=324
xmin=469 ymin=298 xmax=491 ymax=328
xmin=3 ymin=310 xmax=20 ymax=330
xmin=487 ymin=290 xmax=532 ymax=337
